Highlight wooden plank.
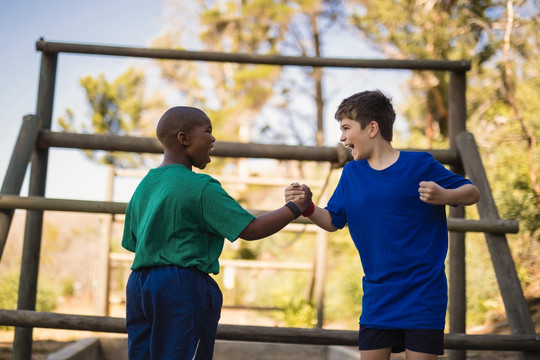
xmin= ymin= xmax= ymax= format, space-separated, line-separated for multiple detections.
xmin=0 ymin=195 xmax=519 ymax=232
xmin=36 ymin=130 xmax=462 ymax=166
xmin=0 ymin=310 xmax=539 ymax=351
xmin=448 ymin=71 xmax=468 ymax=360
xmin=13 ymin=51 xmax=58 ymax=360
xmin=36 ymin=39 xmax=471 ymax=71
xmin=456 ymin=132 xmax=536 ymax=360
xmin=0 ymin=115 xmax=42 ymax=260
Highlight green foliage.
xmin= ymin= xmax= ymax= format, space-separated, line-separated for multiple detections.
xmin=323 ymin=230 xmax=364 ymax=327
xmin=279 ymin=298 xmax=317 ymax=328
xmin=61 ymin=276 xmax=75 ymax=297
xmin=58 ymin=67 xmax=153 ymax=168
xmin=157 ymin=0 xmax=345 ymax=146
xmin=464 ymin=233 xmax=503 ymax=326
xmin=0 ymin=271 xmax=59 ymax=314
xmin=349 ymin=0 xmax=540 ymax=328
xmin=0 ymin=271 xmax=19 ymax=310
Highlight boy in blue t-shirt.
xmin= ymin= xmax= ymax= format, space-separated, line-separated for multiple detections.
xmin=286 ymin=90 xmax=479 ymax=360
xmin=122 ymin=106 xmax=312 ymax=359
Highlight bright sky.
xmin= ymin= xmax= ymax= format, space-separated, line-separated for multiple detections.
xmin=0 ymin=0 xmax=410 ymax=203
xmin=0 ymin=0 xmax=165 ymax=202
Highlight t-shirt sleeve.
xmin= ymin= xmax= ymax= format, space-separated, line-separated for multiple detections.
xmin=424 ymin=154 xmax=473 ymax=207
xmin=200 ymin=179 xmax=255 ymax=242
xmin=121 ymin=202 xmax=136 ymax=252
xmin=325 ymin=172 xmax=348 ymax=230
xmin=426 ymin=154 xmax=473 ymax=189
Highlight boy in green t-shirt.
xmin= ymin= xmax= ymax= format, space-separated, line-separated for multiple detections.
xmin=122 ymin=106 xmax=312 ymax=359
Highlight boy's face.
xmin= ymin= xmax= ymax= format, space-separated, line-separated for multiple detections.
xmin=339 ymin=118 xmax=373 ymax=161
xmin=185 ymin=116 xmax=215 ymax=170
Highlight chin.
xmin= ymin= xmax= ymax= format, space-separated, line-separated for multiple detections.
xmin=198 ymin=159 xmax=211 ymax=170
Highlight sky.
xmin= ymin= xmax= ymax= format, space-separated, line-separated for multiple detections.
xmin=0 ymin=0 xmax=410 ymax=203
xmin=0 ymin=0 xmax=165 ymax=202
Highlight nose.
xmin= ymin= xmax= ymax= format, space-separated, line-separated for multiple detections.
xmin=339 ymin=132 xmax=346 ymax=143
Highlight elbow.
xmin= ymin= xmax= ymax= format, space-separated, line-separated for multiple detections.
xmin=320 ymin=223 xmax=339 ymax=232
xmin=468 ymin=185 xmax=481 ymax=205
xmin=238 ymin=227 xmax=259 ymax=241
xmin=462 ymin=185 xmax=480 ymax=206
xmin=326 ymin=225 xmax=339 ymax=232
xmin=472 ymin=188 xmax=481 ymax=205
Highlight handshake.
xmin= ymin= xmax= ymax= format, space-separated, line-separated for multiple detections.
xmin=284 ymin=182 xmax=315 ymax=218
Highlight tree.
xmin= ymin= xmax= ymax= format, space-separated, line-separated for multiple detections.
xmin=155 ymin=0 xmax=345 ymax=146
xmin=346 ymin=0 xmax=540 ymax=329
xmin=154 ymin=1 xmax=349 ymax=327
xmin=58 ymin=66 xmax=158 ymax=168
xmin=346 ymin=0 xmax=540 ymax=228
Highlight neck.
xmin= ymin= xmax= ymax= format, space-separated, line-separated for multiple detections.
xmin=367 ymin=144 xmax=399 ymax=170
xmin=159 ymin=153 xmax=192 ymax=170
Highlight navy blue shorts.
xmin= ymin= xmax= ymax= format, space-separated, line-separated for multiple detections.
xmin=358 ymin=325 xmax=444 ymax=355
xmin=126 ymin=266 xmax=222 ymax=359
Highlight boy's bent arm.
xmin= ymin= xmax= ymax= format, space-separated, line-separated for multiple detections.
xmin=239 ymin=199 xmax=310 ymax=240
xmin=446 ymin=183 xmax=480 ymax=205
xmin=306 ymin=206 xmax=339 ymax=232
xmin=419 ymin=182 xmax=480 ymax=206
xmin=284 ymin=182 xmax=339 ymax=232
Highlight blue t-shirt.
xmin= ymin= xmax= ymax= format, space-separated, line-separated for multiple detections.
xmin=326 ymin=151 xmax=472 ymax=329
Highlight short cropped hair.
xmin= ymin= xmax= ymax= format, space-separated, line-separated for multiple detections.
xmin=334 ymin=90 xmax=396 ymax=142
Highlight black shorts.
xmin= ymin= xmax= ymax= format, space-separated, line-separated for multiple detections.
xmin=358 ymin=325 xmax=444 ymax=355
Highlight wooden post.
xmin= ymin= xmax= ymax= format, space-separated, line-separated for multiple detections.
xmin=12 ymin=52 xmax=57 ymax=360
xmin=314 ymin=228 xmax=327 ymax=328
xmin=96 ymin=164 xmax=115 ymax=316
xmin=456 ymin=132 xmax=537 ymax=360
xmin=0 ymin=115 xmax=41 ymax=260
xmin=448 ymin=71 xmax=467 ymax=360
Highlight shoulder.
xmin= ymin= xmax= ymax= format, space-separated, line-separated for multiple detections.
xmin=343 ymin=159 xmax=368 ymax=171
xmin=401 ymin=151 xmax=434 ymax=160
xmin=194 ymin=172 xmax=219 ymax=184
xmin=399 ymin=151 xmax=438 ymax=168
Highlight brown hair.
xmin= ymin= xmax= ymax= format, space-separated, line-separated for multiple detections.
xmin=334 ymin=90 xmax=396 ymax=142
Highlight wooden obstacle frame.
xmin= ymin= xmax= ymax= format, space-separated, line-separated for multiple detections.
xmin=0 ymin=39 xmax=538 ymax=360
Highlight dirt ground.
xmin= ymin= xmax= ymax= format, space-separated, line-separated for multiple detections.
xmin=0 ymin=333 xmax=528 ymax=360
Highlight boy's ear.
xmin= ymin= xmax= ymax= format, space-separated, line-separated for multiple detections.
xmin=177 ymin=131 xmax=190 ymax=146
xmin=368 ymin=121 xmax=379 ymax=137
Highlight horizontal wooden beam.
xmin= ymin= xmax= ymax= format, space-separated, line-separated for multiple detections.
xmin=0 ymin=309 xmax=538 ymax=351
xmin=448 ymin=218 xmax=519 ymax=234
xmin=0 ymin=195 xmax=519 ymax=233
xmin=36 ymin=39 xmax=471 ymax=71
xmin=37 ymin=130 xmax=461 ymax=166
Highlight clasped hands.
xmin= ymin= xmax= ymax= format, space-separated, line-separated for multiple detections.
xmin=285 ymin=182 xmax=313 ymax=213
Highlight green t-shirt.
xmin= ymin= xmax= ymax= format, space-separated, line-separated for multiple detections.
xmin=122 ymin=164 xmax=255 ymax=274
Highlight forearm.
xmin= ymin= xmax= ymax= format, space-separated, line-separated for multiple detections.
xmin=239 ymin=206 xmax=298 ymax=240
xmin=446 ymin=183 xmax=480 ymax=206
xmin=306 ymin=205 xmax=339 ymax=232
